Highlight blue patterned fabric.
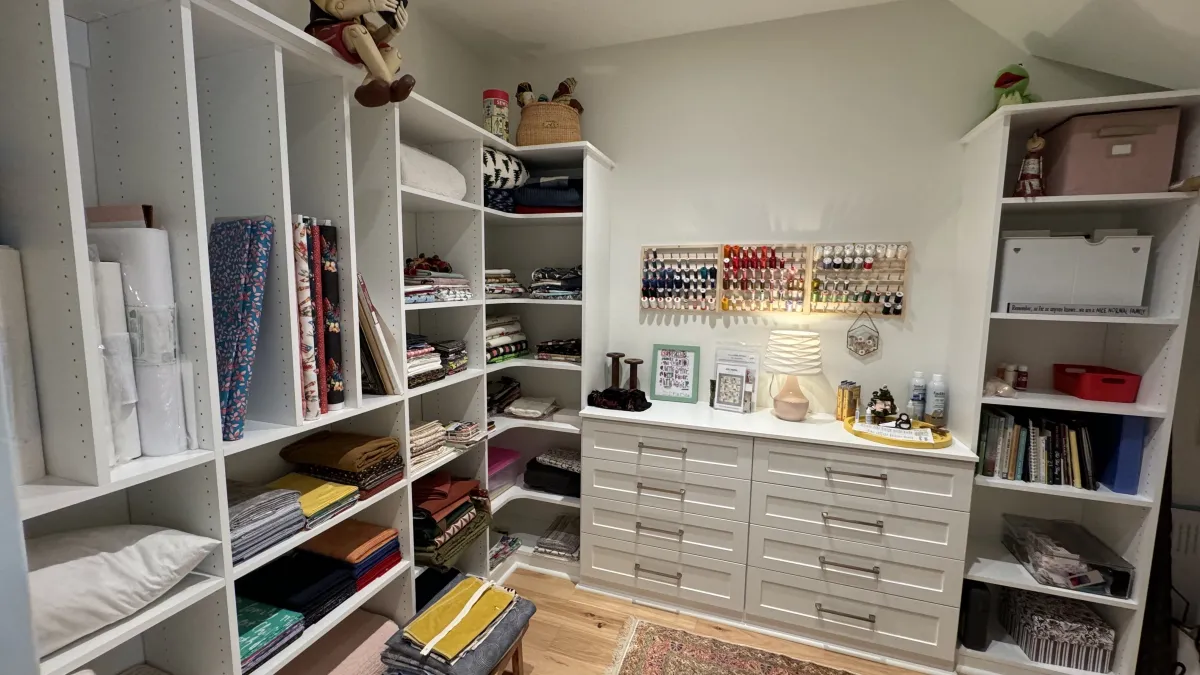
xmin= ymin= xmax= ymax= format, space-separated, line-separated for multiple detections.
xmin=210 ymin=217 xmax=275 ymax=441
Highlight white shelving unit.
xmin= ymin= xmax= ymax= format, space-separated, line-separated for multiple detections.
xmin=949 ymin=91 xmax=1200 ymax=675
xmin=0 ymin=1 xmax=610 ymax=673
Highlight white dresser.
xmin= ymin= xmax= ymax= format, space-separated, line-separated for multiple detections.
xmin=579 ymin=402 xmax=978 ymax=670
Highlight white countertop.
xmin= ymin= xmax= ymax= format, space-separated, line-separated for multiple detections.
xmin=581 ymin=401 xmax=979 ymax=464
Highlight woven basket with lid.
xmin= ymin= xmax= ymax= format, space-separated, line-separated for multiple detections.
xmin=516 ymin=102 xmax=582 ymax=146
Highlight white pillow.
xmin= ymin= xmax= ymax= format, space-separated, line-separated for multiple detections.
xmin=399 ymin=144 xmax=467 ymax=201
xmin=27 ymin=525 xmax=220 ymax=657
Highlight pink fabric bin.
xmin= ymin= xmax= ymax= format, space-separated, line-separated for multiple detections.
xmin=1042 ymin=107 xmax=1180 ymax=196
xmin=488 ymin=446 xmax=521 ymax=495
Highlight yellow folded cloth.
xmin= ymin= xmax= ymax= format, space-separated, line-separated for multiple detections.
xmin=268 ymin=473 xmax=359 ymax=518
xmin=403 ymin=577 xmax=515 ymax=661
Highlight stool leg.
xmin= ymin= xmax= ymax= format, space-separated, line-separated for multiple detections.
xmin=511 ymin=638 xmax=525 ymax=675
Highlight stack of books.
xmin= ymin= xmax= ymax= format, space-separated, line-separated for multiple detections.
xmin=978 ymin=408 xmax=1098 ymax=489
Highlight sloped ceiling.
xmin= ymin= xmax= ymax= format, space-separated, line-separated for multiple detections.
xmin=947 ymin=0 xmax=1200 ymax=89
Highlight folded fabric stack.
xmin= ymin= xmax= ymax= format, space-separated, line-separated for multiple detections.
xmin=300 ymin=519 xmax=403 ymax=592
xmin=236 ymin=597 xmax=305 ymax=674
xmin=482 ymin=148 xmax=529 ymax=214
xmin=444 ymin=420 xmax=485 ymax=447
xmin=239 ymin=550 xmax=357 ymax=627
xmin=485 ymin=316 xmax=528 ymax=364
xmin=485 ymin=188 xmax=515 ymax=213
xmin=412 ymin=472 xmax=491 ymax=568
xmin=529 ymin=266 xmax=582 ymax=301
xmin=267 ymin=473 xmax=359 ymax=529
xmin=524 ymin=447 xmax=581 ymax=498
xmin=404 ymin=255 xmax=473 ymax=304
xmin=275 ymin=610 xmax=397 ymax=675
xmin=485 ymin=269 xmax=525 ymax=297
xmin=533 ymin=514 xmax=581 ymax=562
xmin=281 ymin=431 xmax=405 ymax=501
xmin=506 ymin=396 xmax=559 ymax=420
xmin=536 ymin=338 xmax=582 ymax=364
xmin=487 ymin=376 xmax=521 ymax=415
xmin=227 ymin=482 xmax=305 ymax=564
xmin=406 ymin=333 xmax=446 ymax=389
xmin=489 ymin=534 xmax=522 ymax=571
xmin=409 ymin=419 xmax=451 ymax=470
xmin=403 ymin=285 xmax=437 ymax=305
xmin=432 ymin=339 xmax=468 ymax=376
xmin=382 ymin=573 xmax=536 ymax=675
xmin=514 ymin=176 xmax=583 ymax=215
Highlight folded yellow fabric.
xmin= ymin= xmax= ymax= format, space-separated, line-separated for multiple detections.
xmin=403 ymin=577 xmax=515 ymax=661
xmin=268 ymin=473 xmax=359 ymax=518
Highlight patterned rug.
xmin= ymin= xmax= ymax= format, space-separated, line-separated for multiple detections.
xmin=607 ymin=619 xmax=861 ymax=675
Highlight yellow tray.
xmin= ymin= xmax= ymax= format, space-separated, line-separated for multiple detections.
xmin=842 ymin=417 xmax=954 ymax=449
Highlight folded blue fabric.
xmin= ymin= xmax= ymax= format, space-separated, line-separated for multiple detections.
xmin=354 ymin=538 xmax=401 ymax=577
xmin=513 ymin=179 xmax=583 ymax=208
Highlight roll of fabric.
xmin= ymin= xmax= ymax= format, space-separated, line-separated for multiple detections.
xmin=293 ymin=218 xmax=319 ymax=421
xmin=318 ymin=224 xmax=344 ymax=411
xmin=0 ymin=247 xmax=45 ymax=483
xmin=310 ymin=224 xmax=327 ymax=414
xmin=93 ymin=261 xmax=141 ymax=465
xmin=88 ymin=229 xmax=186 ymax=456
xmin=81 ymin=263 xmax=117 ymax=468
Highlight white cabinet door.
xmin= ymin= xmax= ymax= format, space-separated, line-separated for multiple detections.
xmin=748 ymin=525 xmax=962 ymax=605
xmin=750 ymin=482 xmax=968 ymax=559
xmin=754 ymin=440 xmax=973 ymax=511
xmin=584 ymin=420 xmax=753 ymax=479
xmin=745 ymin=566 xmax=958 ymax=663
xmin=582 ymin=457 xmax=751 ymax=522
xmin=582 ymin=496 xmax=749 ymax=563
xmin=581 ymin=534 xmax=747 ymax=612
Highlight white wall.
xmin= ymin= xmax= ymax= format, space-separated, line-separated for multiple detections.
xmin=491 ymin=0 xmax=1155 ymax=413
xmin=392 ymin=3 xmax=491 ymax=123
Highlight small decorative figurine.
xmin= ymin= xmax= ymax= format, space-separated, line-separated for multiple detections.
xmin=868 ymin=386 xmax=897 ymax=424
xmin=305 ymin=0 xmax=417 ymax=108
xmin=895 ymin=413 xmax=913 ymax=430
xmin=1013 ymin=132 xmax=1046 ymax=198
xmin=993 ymin=64 xmax=1037 ymax=111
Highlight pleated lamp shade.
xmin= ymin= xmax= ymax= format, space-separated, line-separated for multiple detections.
xmin=764 ymin=330 xmax=822 ymax=421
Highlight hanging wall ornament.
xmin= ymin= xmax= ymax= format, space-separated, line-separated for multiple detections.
xmin=847 ymin=311 xmax=880 ymax=357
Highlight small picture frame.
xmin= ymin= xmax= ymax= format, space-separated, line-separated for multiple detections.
xmin=651 ymin=344 xmax=701 ymax=403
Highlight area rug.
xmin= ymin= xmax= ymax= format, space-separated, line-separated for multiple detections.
xmin=606 ymin=619 xmax=861 ymax=675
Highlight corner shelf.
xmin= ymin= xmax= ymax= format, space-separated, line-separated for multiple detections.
xmin=486 ymin=356 xmax=582 ymax=373
xmin=1000 ymin=192 xmax=1195 ymax=212
xmin=973 ymin=475 xmax=1153 ymax=506
xmin=979 ymin=389 xmax=1169 ymax=418
xmin=482 ymin=209 xmax=583 ymax=227
xmin=406 ymin=368 xmax=485 ymax=398
xmin=989 ymin=312 xmax=1182 ymax=326
xmin=404 ymin=299 xmax=483 ymax=311
xmin=491 ymin=481 xmax=581 ymax=513
xmin=488 ymin=412 xmax=582 ymax=439
xmin=958 ymin=615 xmax=1101 ymax=675
xmin=399 ymin=185 xmax=482 ymax=214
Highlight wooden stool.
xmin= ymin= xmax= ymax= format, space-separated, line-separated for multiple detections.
xmin=489 ymin=625 xmax=528 ymax=675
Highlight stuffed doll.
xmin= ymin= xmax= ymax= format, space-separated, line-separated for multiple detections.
xmin=306 ymin=0 xmax=416 ymax=107
xmin=1013 ymin=132 xmax=1046 ymax=198
xmin=993 ymin=64 xmax=1037 ymax=111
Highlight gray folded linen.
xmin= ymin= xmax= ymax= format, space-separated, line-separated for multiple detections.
xmin=227 ymin=481 xmax=302 ymax=532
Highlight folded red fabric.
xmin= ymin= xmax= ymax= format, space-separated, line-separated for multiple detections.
xmin=355 ymin=551 xmax=403 ymax=591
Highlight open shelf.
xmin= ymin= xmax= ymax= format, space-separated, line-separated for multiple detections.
xmin=963 ymin=538 xmax=1138 ymax=610
xmin=485 ymin=298 xmax=583 ymax=306
xmin=406 ymin=368 xmax=484 ymax=398
xmin=404 ymin=299 xmax=483 ymax=312
xmin=973 ymin=475 xmax=1152 ymax=506
xmin=487 ymin=530 xmax=580 ymax=583
xmin=240 ymin=560 xmax=411 ymax=675
xmin=488 ymin=411 xmax=582 ymax=438
xmin=232 ymin=478 xmax=408 ymax=579
xmin=486 ymin=356 xmax=582 ymax=373
xmin=399 ymin=185 xmax=481 ymax=214
xmin=491 ymin=481 xmax=581 ymax=513
xmin=958 ymin=614 xmax=1104 ymax=675
xmin=38 ymin=573 xmax=225 ymax=675
xmin=483 ymin=209 xmax=583 ymax=227
xmin=223 ymin=395 xmax=405 ymax=457
xmin=1000 ymin=192 xmax=1195 ymax=212
xmin=979 ymin=389 xmax=1169 ymax=418
xmin=989 ymin=312 xmax=1181 ymax=326
xmin=409 ymin=442 xmax=484 ymax=483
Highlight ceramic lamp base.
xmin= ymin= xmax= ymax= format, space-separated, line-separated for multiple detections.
xmin=773 ymin=374 xmax=810 ymax=422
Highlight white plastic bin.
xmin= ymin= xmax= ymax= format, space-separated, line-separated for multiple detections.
xmin=994 ymin=234 xmax=1152 ymax=311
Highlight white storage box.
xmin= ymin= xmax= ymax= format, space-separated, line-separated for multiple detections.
xmin=995 ymin=234 xmax=1152 ymax=311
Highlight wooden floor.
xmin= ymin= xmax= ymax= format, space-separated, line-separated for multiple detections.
xmin=503 ymin=568 xmax=919 ymax=675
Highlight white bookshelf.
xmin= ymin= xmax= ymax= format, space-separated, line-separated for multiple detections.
xmin=0 ymin=0 xmax=611 ymax=672
xmin=949 ymin=91 xmax=1200 ymax=675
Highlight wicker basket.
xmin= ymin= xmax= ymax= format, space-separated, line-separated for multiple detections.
xmin=516 ymin=102 xmax=581 ymax=146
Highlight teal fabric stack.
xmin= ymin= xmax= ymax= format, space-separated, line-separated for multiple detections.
xmin=237 ymin=597 xmax=305 ymax=673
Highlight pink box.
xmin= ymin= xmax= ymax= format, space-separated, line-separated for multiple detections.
xmin=488 ymin=447 xmax=522 ymax=495
xmin=1043 ymin=107 xmax=1180 ymax=196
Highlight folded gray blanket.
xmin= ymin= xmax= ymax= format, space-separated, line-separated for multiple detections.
xmin=227 ymin=481 xmax=302 ymax=533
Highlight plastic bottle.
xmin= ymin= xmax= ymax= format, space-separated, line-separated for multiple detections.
xmin=910 ymin=371 xmax=927 ymax=421
xmin=1015 ymin=365 xmax=1029 ymax=391
xmin=927 ymin=374 xmax=948 ymax=425
xmin=1003 ymin=364 xmax=1017 ymax=385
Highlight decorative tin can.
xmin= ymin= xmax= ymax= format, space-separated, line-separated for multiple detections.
xmin=483 ymin=89 xmax=510 ymax=141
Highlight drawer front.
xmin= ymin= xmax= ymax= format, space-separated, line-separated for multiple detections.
xmin=581 ymin=534 xmax=746 ymax=612
xmin=581 ymin=496 xmax=749 ymax=563
xmin=584 ymin=420 xmax=752 ymax=479
xmin=745 ymin=566 xmax=957 ymax=662
xmin=754 ymin=440 xmax=973 ymax=511
xmin=582 ymin=457 xmax=751 ymax=522
xmin=750 ymin=483 xmax=968 ymax=559
xmin=748 ymin=525 xmax=962 ymax=605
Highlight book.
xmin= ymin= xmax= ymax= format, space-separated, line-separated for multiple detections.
xmin=1068 ymin=428 xmax=1083 ymax=489
xmin=976 ymin=413 xmax=991 ymax=476
xmin=998 ymin=411 xmax=1015 ymax=479
xmin=1008 ymin=423 xmax=1022 ymax=480
xmin=1080 ymin=426 xmax=1096 ymax=490
xmin=1015 ymin=425 xmax=1029 ymax=482
xmin=983 ymin=411 xmax=1000 ymax=477
xmin=357 ymin=274 xmax=401 ymax=395
xmin=1039 ymin=430 xmax=1051 ymax=484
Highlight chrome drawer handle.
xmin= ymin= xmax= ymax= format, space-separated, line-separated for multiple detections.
xmin=816 ymin=603 xmax=876 ymax=624
xmin=821 ymin=512 xmax=884 ymax=529
xmin=636 ymin=522 xmax=684 ymax=537
xmin=635 ymin=563 xmax=682 ymax=582
xmin=825 ymin=467 xmax=888 ymax=483
xmin=637 ymin=482 xmax=686 ymax=497
xmin=639 ymin=441 xmax=687 ymax=455
xmin=819 ymin=555 xmax=881 ymax=576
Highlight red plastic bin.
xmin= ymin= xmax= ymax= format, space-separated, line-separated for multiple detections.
xmin=1052 ymin=364 xmax=1142 ymax=403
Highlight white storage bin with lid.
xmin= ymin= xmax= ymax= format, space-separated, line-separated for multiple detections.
xmin=994 ymin=232 xmax=1153 ymax=312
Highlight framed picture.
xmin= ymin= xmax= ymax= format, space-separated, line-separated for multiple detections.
xmin=714 ymin=363 xmax=748 ymax=413
xmin=651 ymin=344 xmax=701 ymax=403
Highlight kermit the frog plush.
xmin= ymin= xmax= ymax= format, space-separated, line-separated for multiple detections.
xmin=993 ymin=64 xmax=1037 ymax=111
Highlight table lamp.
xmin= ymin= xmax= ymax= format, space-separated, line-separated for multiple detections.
xmin=764 ymin=330 xmax=822 ymax=421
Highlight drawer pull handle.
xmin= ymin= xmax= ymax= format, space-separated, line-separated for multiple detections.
xmin=825 ymin=467 xmax=888 ymax=483
xmin=815 ymin=603 xmax=876 ymax=624
xmin=635 ymin=563 xmax=683 ymax=582
xmin=637 ymin=482 xmax=686 ymax=497
xmin=819 ymin=555 xmax=881 ymax=576
xmin=821 ymin=512 xmax=884 ymax=530
xmin=639 ymin=441 xmax=687 ymax=455
xmin=636 ymin=522 xmax=684 ymax=537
